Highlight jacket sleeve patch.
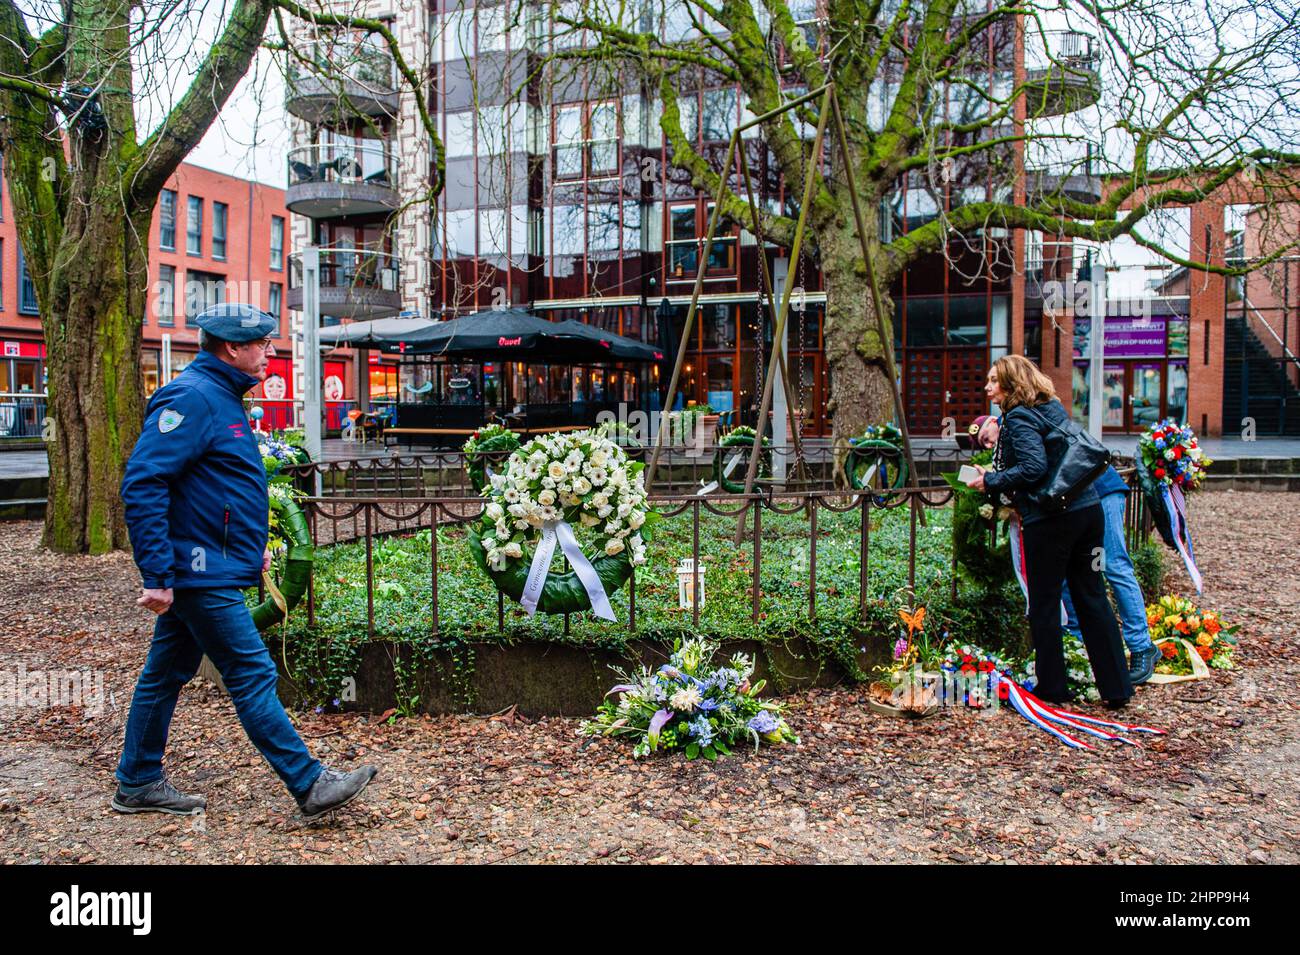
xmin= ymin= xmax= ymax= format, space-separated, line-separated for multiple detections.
xmin=158 ymin=409 xmax=185 ymax=434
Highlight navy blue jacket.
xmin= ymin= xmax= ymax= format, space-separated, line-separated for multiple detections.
xmin=984 ymin=400 xmax=1099 ymax=525
xmin=121 ymin=351 xmax=268 ymax=590
xmin=1090 ymin=464 xmax=1129 ymax=499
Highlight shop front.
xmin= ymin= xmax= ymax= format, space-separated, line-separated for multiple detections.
xmin=1072 ymin=311 xmax=1190 ymax=432
xmin=253 ymin=355 xmax=297 ymax=431
xmin=0 ymin=340 xmax=47 ymax=439
xmin=393 ymin=356 xmax=641 ymax=435
xmin=665 ymin=300 xmax=830 ymax=436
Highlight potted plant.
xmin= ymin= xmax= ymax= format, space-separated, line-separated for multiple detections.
xmin=689 ymin=404 xmax=716 ymax=457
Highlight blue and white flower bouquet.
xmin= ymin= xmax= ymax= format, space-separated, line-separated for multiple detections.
xmin=581 ymin=638 xmax=798 ymax=760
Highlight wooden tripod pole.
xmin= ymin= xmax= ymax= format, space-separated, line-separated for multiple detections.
xmin=645 ymin=135 xmax=740 ymax=492
xmin=828 ymin=88 xmax=923 ymax=520
xmin=735 ymin=86 xmax=834 ymax=544
xmin=736 ymin=135 xmax=809 ymax=487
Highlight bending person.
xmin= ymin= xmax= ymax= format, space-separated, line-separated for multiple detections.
xmin=974 ymin=417 xmax=1160 ymax=685
xmin=963 ymin=356 xmax=1132 ymax=708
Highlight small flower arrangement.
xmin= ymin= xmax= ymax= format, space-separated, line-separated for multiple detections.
xmin=1147 ymin=594 xmax=1238 ymax=673
xmin=1138 ymin=419 xmax=1212 ymax=490
xmin=462 ymin=422 xmax=518 ymax=457
xmin=463 ymin=423 xmax=521 ymax=492
xmin=580 ymin=638 xmax=798 ymax=760
xmin=1021 ymin=634 xmax=1098 ymax=701
xmin=941 ymin=643 xmax=1020 ymax=680
xmin=937 ymin=643 xmax=1024 ymax=707
xmin=258 ymin=434 xmax=309 ymax=478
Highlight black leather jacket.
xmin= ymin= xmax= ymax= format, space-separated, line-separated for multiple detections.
xmin=983 ymin=399 xmax=1099 ymax=525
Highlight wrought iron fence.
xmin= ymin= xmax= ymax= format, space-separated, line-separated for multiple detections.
xmin=286 ymin=475 xmax=1150 ymax=642
xmin=284 ymin=443 xmax=983 ymax=498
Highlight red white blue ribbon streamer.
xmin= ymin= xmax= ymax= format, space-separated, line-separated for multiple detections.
xmin=995 ymin=674 xmax=1165 ymax=750
xmin=1163 ymin=483 xmax=1203 ymax=594
xmin=1007 ymin=513 xmax=1068 ymax=625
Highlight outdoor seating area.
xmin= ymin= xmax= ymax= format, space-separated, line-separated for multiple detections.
xmin=322 ymin=308 xmax=665 ymax=448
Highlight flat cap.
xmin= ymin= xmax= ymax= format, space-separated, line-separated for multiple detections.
xmin=193 ymin=303 xmax=278 ymax=342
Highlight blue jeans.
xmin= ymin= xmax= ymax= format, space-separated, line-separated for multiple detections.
xmin=115 ymin=588 xmax=322 ymax=799
xmin=1062 ymin=492 xmax=1154 ymax=654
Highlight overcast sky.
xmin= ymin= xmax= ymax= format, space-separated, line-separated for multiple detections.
xmin=184 ymin=45 xmax=290 ymax=188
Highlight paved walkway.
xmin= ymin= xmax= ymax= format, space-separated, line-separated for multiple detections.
xmin=0 ymin=449 xmax=47 ymax=479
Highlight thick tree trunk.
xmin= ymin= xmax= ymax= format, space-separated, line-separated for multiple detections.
xmin=41 ymin=193 xmax=150 ymax=553
xmin=819 ymin=227 xmax=898 ymax=448
xmin=0 ymin=0 xmax=276 ymax=553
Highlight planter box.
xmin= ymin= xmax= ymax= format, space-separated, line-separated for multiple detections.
xmin=274 ymin=634 xmax=888 ymax=717
xmin=687 ymin=413 xmax=720 ymax=458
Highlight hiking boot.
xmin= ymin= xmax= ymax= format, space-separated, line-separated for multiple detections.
xmin=1127 ymin=645 xmax=1161 ymax=685
xmin=111 ymin=777 xmax=207 ymax=816
xmin=296 ymin=765 xmax=378 ymax=821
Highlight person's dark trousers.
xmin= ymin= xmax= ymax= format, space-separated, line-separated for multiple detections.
xmin=116 ymin=588 xmax=323 ymax=799
xmin=1021 ymin=504 xmax=1133 ymax=703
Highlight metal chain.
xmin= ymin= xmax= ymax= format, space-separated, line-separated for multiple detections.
xmin=793 ymin=108 xmax=811 ymax=441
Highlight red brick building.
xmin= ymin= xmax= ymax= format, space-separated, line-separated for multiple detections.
xmin=0 ymin=161 xmax=295 ymax=437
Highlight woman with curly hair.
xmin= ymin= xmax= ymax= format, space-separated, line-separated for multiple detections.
xmin=963 ymin=355 xmax=1133 ymax=709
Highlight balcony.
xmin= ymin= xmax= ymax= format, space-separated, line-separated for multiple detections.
xmin=1023 ymin=29 xmax=1101 ymax=117
xmin=287 ymin=247 xmax=403 ymax=321
xmin=284 ymin=38 xmax=399 ymax=123
xmin=285 ymin=142 xmax=401 ymax=219
xmin=1026 ymin=141 xmax=1103 ymax=206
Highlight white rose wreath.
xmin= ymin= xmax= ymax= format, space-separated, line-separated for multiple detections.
xmin=468 ymin=429 xmax=660 ymax=618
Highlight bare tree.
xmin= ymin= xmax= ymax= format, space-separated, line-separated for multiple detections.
xmin=544 ymin=0 xmax=1300 ymax=443
xmin=0 ymin=0 xmax=442 ymax=553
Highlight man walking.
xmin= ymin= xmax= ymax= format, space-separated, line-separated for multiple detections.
xmin=114 ymin=303 xmax=377 ymax=820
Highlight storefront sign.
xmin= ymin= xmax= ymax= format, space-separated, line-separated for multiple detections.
xmin=1073 ymin=318 xmax=1167 ymax=360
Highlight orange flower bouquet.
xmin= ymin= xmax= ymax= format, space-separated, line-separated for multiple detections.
xmin=1146 ymin=594 xmax=1239 ymax=674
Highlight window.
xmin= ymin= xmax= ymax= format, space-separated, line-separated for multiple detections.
xmin=789 ymin=0 xmax=824 ymax=50
xmin=444 ymin=110 xmax=476 ymax=160
xmin=268 ymin=282 xmax=282 ymax=329
xmin=212 ymin=202 xmax=228 ymax=260
xmin=700 ymin=88 xmax=737 ymax=142
xmin=186 ymin=196 xmax=202 ymax=255
xmin=552 ymin=101 xmax=618 ymax=180
xmin=0 ymin=238 xmax=4 ymax=307
xmin=270 ymin=216 xmax=285 ymax=270
xmin=183 ymin=270 xmax=225 ymax=324
xmin=18 ymin=244 xmax=39 ymax=314
xmin=159 ymin=190 xmax=177 ymax=250
xmin=443 ymin=209 xmax=477 ymax=257
xmin=554 ymin=105 xmax=583 ymax=178
xmin=155 ymin=265 xmax=175 ymax=325
xmin=665 ymin=202 xmax=734 ymax=279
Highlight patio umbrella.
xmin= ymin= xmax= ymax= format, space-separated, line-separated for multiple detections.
xmin=379 ymin=308 xmax=661 ymax=362
xmin=319 ymin=316 xmax=434 ymax=347
xmin=549 ymin=319 xmax=664 ymax=362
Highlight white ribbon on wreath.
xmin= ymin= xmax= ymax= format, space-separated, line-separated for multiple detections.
xmin=520 ymin=519 xmax=617 ymax=621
